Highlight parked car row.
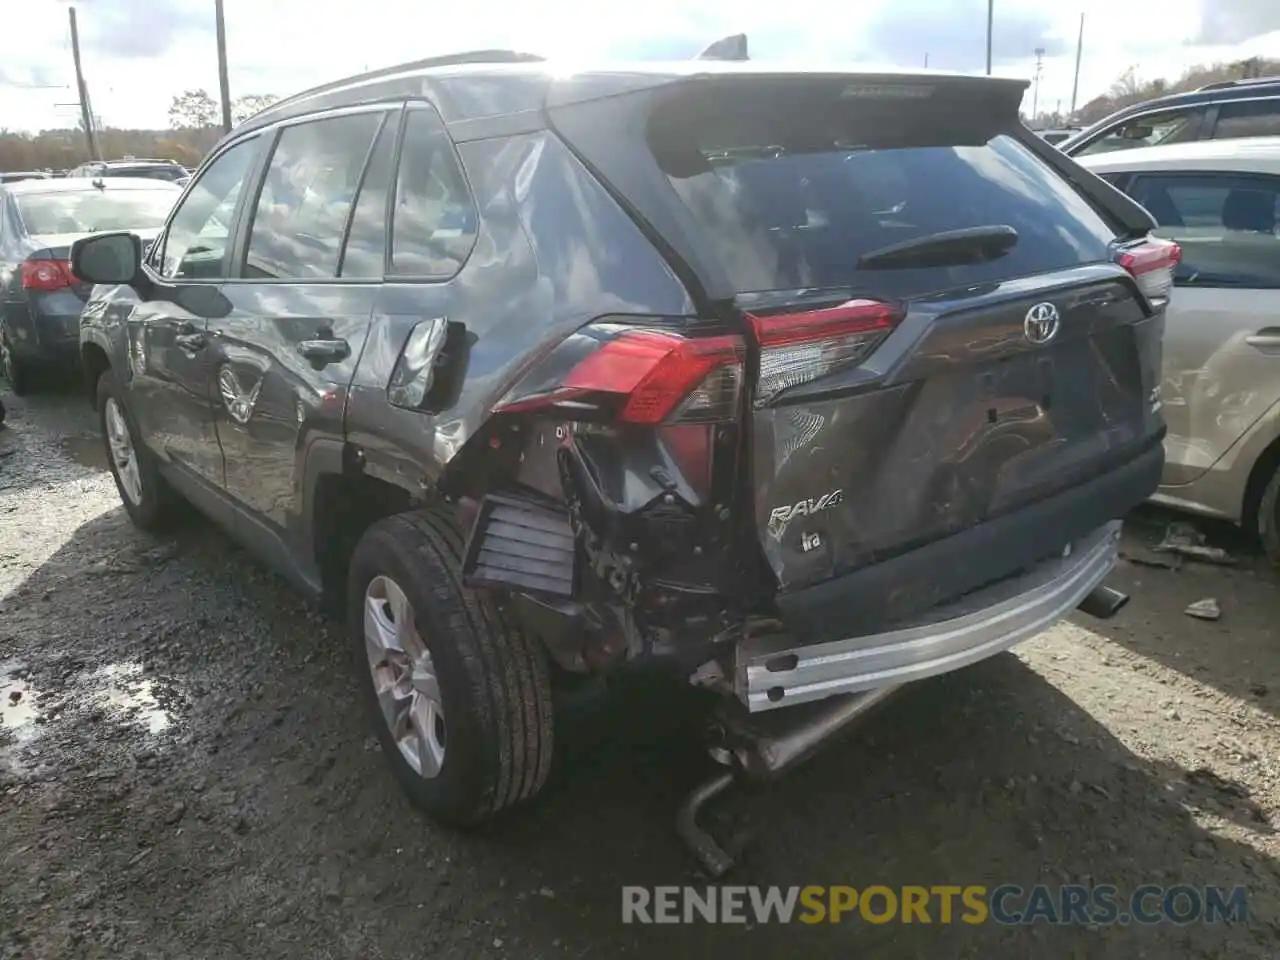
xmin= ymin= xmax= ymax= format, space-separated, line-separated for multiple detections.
xmin=0 ymin=177 xmax=182 ymax=393
xmin=0 ymin=55 xmax=1271 ymax=870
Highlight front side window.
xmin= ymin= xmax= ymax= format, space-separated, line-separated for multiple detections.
xmin=1128 ymin=172 xmax=1280 ymax=288
xmin=389 ymin=108 xmax=477 ymax=279
xmin=243 ymin=112 xmax=383 ymax=280
xmin=1074 ymin=108 xmax=1205 ymax=157
xmin=160 ymin=136 xmax=261 ymax=280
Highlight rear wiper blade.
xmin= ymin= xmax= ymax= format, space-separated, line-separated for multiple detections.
xmin=857 ymin=225 xmax=1019 ymax=269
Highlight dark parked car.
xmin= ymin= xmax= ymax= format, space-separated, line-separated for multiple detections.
xmin=73 ymin=53 xmax=1171 ymax=866
xmin=1061 ymin=76 xmax=1280 ymax=157
xmin=68 ymin=159 xmax=190 ymax=183
xmin=1 ymin=177 xmax=180 ymax=393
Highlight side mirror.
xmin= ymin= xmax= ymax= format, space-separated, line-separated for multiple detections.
xmin=1121 ymin=123 xmax=1154 ymax=141
xmin=70 ymin=231 xmax=142 ymax=286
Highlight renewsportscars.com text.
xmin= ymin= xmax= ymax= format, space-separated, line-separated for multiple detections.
xmin=621 ymin=884 xmax=1249 ymax=926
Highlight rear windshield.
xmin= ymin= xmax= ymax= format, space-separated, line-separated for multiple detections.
xmin=647 ymin=83 xmax=1120 ymax=296
xmin=107 ymin=165 xmax=187 ymax=181
xmin=17 ymin=189 xmax=176 ymax=236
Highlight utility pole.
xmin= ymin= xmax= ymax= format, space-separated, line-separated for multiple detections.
xmin=67 ymin=6 xmax=99 ymax=161
xmin=214 ymin=0 xmax=232 ymax=133
xmin=924 ymin=52 xmax=929 ymax=68
xmin=985 ymin=0 xmax=994 ymax=75
xmin=1070 ymin=12 xmax=1085 ymax=117
xmin=1032 ymin=47 xmax=1046 ymax=120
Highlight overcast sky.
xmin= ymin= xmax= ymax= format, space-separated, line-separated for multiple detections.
xmin=5 ymin=0 xmax=1280 ymax=133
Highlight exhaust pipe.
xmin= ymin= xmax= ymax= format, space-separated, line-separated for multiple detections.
xmin=677 ymin=686 xmax=901 ymax=875
xmin=726 ymin=686 xmax=903 ymax=782
xmin=1076 ymin=584 xmax=1129 ymax=620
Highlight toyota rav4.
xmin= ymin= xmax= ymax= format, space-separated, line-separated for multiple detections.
xmin=71 ymin=53 xmax=1172 ymax=868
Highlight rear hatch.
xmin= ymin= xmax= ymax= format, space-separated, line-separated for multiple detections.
xmin=549 ymin=72 xmax=1167 ymax=616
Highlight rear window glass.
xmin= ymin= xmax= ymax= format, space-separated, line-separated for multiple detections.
xmin=648 ymin=87 xmax=1120 ymax=297
xmin=16 ymin=189 xmax=177 ymax=235
xmin=107 ymin=165 xmax=187 ymax=181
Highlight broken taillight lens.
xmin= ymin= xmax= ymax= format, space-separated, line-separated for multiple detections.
xmin=1115 ymin=237 xmax=1181 ymax=306
xmin=494 ymin=321 xmax=745 ymax=425
xmin=745 ymin=299 xmax=904 ymax=406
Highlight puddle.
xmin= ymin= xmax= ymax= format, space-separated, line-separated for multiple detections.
xmin=1 ymin=662 xmax=43 ymax=774
xmin=97 ymin=663 xmax=172 ymax=734
xmin=59 ymin=435 xmax=109 ymax=471
xmin=1 ymin=673 xmax=40 ymax=734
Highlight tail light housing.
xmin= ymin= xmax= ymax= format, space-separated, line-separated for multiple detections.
xmin=1115 ymin=237 xmax=1181 ymax=306
xmin=746 ymin=299 xmax=904 ymax=406
xmin=494 ymin=320 xmax=744 ymax=425
xmin=21 ymin=258 xmax=74 ymax=292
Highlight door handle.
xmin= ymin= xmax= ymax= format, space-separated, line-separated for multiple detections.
xmin=1245 ymin=331 xmax=1280 ymax=351
xmin=297 ymin=338 xmax=350 ymax=366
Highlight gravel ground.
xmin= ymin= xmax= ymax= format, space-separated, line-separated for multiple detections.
xmin=2 ymin=385 xmax=1279 ymax=959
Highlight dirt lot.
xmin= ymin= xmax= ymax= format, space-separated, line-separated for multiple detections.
xmin=2 ymin=386 xmax=1279 ymax=959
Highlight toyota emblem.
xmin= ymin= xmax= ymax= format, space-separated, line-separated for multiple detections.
xmin=1024 ymin=302 xmax=1061 ymax=345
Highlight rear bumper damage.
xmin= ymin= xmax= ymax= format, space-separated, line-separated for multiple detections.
xmin=737 ymin=519 xmax=1122 ymax=712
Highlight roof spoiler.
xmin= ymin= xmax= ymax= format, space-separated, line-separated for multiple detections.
xmin=696 ymin=34 xmax=748 ymax=61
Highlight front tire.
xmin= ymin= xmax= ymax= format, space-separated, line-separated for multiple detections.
xmin=96 ymin=370 xmax=179 ymax=531
xmin=1257 ymin=464 xmax=1280 ymax=566
xmin=348 ymin=507 xmax=554 ymax=825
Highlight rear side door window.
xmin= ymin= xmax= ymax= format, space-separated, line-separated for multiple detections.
xmin=338 ymin=114 xmax=398 ymax=278
xmin=1127 ymin=172 xmax=1280 ymax=288
xmin=388 ymin=106 xmax=477 ymax=279
xmin=1073 ymin=107 xmax=1207 ymax=157
xmin=158 ymin=136 xmax=262 ymax=281
xmin=1211 ymin=99 xmax=1280 ymax=140
xmin=242 ymin=112 xmax=384 ymax=280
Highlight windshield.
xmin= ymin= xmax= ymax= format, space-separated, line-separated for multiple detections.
xmin=17 ymin=189 xmax=177 ymax=236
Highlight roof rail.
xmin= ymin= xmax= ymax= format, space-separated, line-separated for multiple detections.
xmin=1199 ymin=75 xmax=1280 ymax=92
xmin=261 ymin=50 xmax=547 ymax=115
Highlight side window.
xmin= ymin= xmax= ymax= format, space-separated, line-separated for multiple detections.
xmin=1213 ymin=100 xmax=1280 ymax=140
xmin=389 ymin=107 xmax=477 ymax=278
xmin=1129 ymin=173 xmax=1280 ymax=288
xmin=243 ymin=112 xmax=383 ymax=280
xmin=1075 ymin=108 xmax=1205 ymax=157
xmin=159 ymin=137 xmax=260 ymax=280
xmin=338 ymin=115 xmax=397 ymax=278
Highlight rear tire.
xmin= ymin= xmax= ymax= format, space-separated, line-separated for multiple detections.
xmin=96 ymin=370 xmax=180 ymax=531
xmin=0 ymin=334 xmax=34 ymax=396
xmin=1257 ymin=465 xmax=1280 ymax=566
xmin=348 ymin=507 xmax=555 ymax=825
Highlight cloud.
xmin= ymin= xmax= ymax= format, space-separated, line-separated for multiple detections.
xmin=1193 ymin=1 xmax=1280 ymax=46
xmin=3 ymin=0 xmax=1280 ymax=134
xmin=80 ymin=0 xmax=211 ymax=60
xmin=858 ymin=0 xmax=1065 ymax=72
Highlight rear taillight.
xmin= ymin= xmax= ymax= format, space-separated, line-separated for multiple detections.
xmin=1116 ymin=237 xmax=1181 ymax=305
xmin=745 ymin=299 xmax=904 ymax=406
xmin=495 ymin=321 xmax=744 ymax=425
xmin=20 ymin=258 xmax=74 ymax=292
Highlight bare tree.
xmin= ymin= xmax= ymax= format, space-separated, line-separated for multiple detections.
xmin=231 ymin=94 xmax=279 ymax=126
xmin=168 ymin=89 xmax=220 ymax=129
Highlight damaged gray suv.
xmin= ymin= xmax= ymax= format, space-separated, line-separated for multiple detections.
xmin=72 ymin=52 xmax=1173 ymax=870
